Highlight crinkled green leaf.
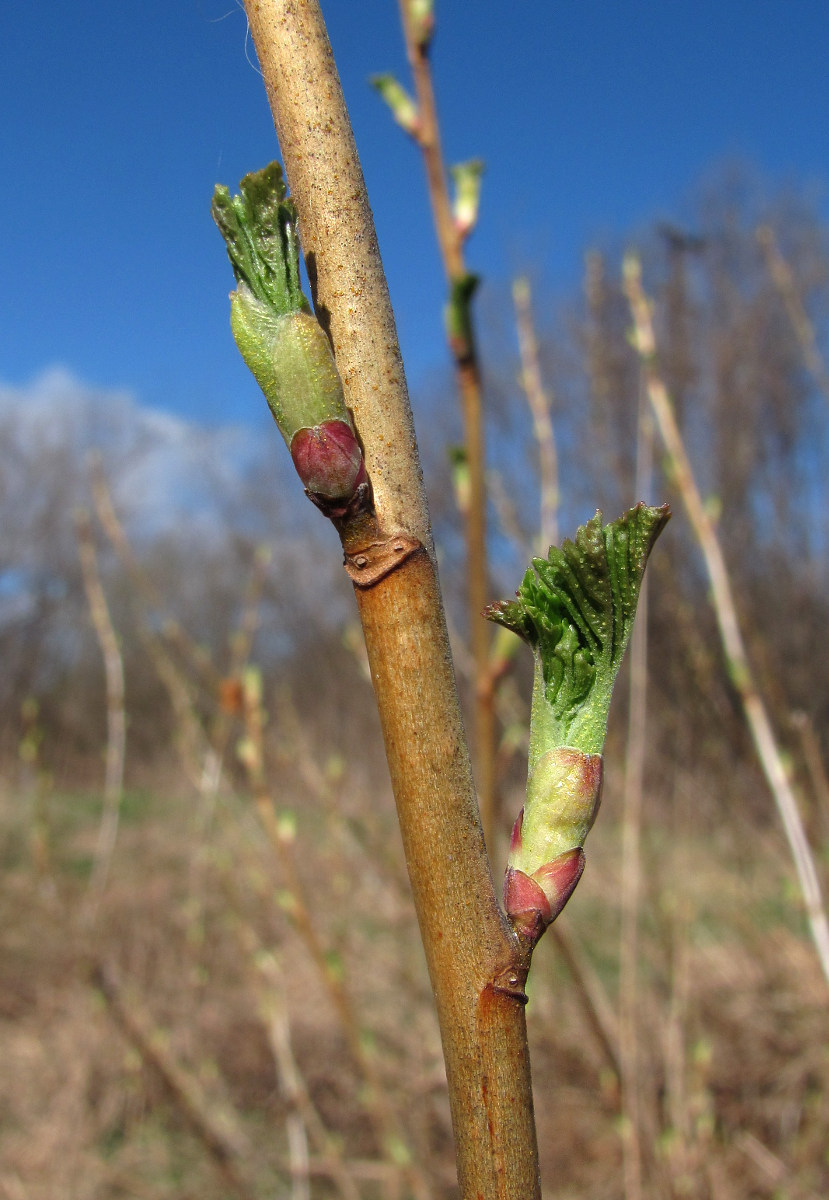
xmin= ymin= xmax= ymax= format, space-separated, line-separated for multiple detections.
xmin=211 ymin=162 xmax=310 ymax=317
xmin=487 ymin=503 xmax=670 ymax=756
xmin=212 ymin=165 xmax=353 ymax=448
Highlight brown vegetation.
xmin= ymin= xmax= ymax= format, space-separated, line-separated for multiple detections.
xmin=1 ymin=180 xmax=829 ymax=1195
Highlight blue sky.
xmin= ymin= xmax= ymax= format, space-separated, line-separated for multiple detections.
xmin=4 ymin=1 xmax=829 ymax=427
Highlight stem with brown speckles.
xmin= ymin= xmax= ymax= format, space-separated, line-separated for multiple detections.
xmin=238 ymin=1 xmax=541 ymax=1194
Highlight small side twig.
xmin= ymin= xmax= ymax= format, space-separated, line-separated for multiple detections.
xmin=662 ymin=895 xmax=694 ymax=1189
xmin=89 ymin=454 xmax=220 ymax=693
xmin=88 ymin=460 xmax=215 ymax=788
xmin=791 ymin=710 xmax=829 ymax=840
xmin=487 ymin=468 xmax=533 ymax=562
xmin=90 ymin=458 xmax=269 ymax=807
xmin=735 ymin=1130 xmax=825 ymax=1200
xmin=549 ymin=921 xmax=620 ymax=1078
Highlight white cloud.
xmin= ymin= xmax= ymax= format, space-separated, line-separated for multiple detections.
xmin=0 ymin=367 xmax=350 ymax=636
xmin=0 ymin=366 xmax=279 ymax=541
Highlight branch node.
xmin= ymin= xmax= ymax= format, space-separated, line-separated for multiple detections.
xmin=344 ymin=533 xmax=424 ymax=587
xmin=490 ymin=965 xmax=530 ymax=1005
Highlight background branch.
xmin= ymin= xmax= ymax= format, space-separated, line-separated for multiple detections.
xmin=393 ymin=0 xmax=496 ymax=849
xmin=513 ymin=277 xmax=559 ymax=551
xmin=624 ymin=252 xmax=829 ymax=989
xmin=75 ymin=509 xmax=126 ymax=927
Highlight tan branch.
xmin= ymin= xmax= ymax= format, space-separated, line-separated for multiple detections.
xmin=237 ymin=3 xmax=539 ymax=1193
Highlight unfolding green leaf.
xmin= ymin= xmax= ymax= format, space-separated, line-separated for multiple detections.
xmin=487 ymin=503 xmax=670 ymax=756
xmin=211 ymin=162 xmax=309 ymax=317
xmin=212 ymin=165 xmax=357 ymax=462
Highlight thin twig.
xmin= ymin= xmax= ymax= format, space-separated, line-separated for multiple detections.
xmin=487 ymin=467 xmax=533 ymax=562
xmin=259 ymin=975 xmax=356 ymax=1200
xmin=735 ymin=1131 xmax=825 ymax=1200
xmin=549 ymin=921 xmax=620 ymax=1078
xmin=139 ymin=627 xmax=212 ymax=788
xmin=394 ymin=0 xmax=497 ymax=851
xmin=90 ymin=460 xmax=269 ymax=808
xmin=75 ymin=511 xmax=126 ymax=927
xmin=618 ymin=376 xmax=654 ymax=1200
xmin=513 ymin=277 xmax=559 ymax=551
xmin=662 ymin=894 xmax=694 ymax=1190
xmin=624 ymin=252 xmax=829 ymax=988
xmin=757 ymin=225 xmax=829 ymax=405
xmin=88 ymin=453 xmax=220 ymax=693
xmin=88 ymin=461 xmax=215 ymax=788
xmin=584 ymin=252 xmax=615 ymax=428
xmin=791 ymin=710 xmax=829 ymax=835
xmin=236 ymin=921 xmax=362 ymax=1200
xmin=197 ymin=543 xmax=270 ymax=816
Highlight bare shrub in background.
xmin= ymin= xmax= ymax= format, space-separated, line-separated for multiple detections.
xmin=1 ymin=159 xmax=828 ymax=1200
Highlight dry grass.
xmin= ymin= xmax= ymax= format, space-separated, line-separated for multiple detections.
xmin=1 ymin=758 xmax=827 ymax=1200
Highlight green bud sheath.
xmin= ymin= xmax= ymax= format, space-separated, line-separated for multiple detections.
xmin=445 ymin=273 xmax=479 ymax=358
xmin=228 ymin=295 xmax=350 ymax=444
xmin=487 ymin=503 xmax=670 ymax=938
xmin=450 ymin=159 xmax=485 ymax=238
xmin=212 ymin=164 xmax=368 ymax=513
xmin=370 ymin=73 xmax=421 ymax=137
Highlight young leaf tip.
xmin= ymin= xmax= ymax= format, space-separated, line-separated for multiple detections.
xmin=370 ymin=73 xmax=420 ymax=137
xmin=211 ymin=161 xmax=310 ymax=317
xmin=487 ymin=503 xmax=670 ymax=755
xmin=451 ymin=159 xmax=485 ymax=238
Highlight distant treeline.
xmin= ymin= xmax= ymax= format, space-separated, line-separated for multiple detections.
xmin=3 ymin=175 xmax=828 ymax=839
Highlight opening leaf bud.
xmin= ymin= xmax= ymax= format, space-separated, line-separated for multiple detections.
xmin=212 ymin=163 xmax=371 ymax=519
